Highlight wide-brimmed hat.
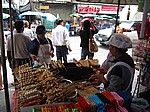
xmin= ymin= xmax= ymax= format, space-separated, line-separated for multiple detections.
xmin=105 ymin=33 xmax=132 ymax=49
xmin=36 ymin=25 xmax=46 ymax=34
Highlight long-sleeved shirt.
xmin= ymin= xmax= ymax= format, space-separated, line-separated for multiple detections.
xmin=52 ymin=25 xmax=70 ymax=47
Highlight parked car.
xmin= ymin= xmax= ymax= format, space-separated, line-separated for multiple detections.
xmin=101 ymin=23 xmax=111 ymax=29
xmin=94 ymin=26 xmax=115 ymax=45
xmin=94 ymin=21 xmax=140 ymax=45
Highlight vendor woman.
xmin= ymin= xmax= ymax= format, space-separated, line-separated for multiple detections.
xmin=89 ymin=33 xmax=135 ymax=111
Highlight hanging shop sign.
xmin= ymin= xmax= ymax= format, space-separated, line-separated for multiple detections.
xmin=39 ymin=6 xmax=49 ymax=10
xmin=78 ymin=5 xmax=122 ymax=14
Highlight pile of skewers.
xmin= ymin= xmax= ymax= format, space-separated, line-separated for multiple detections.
xmin=16 ymin=63 xmax=77 ymax=107
xmin=37 ymin=69 xmax=76 ymax=104
xmin=49 ymin=60 xmax=67 ymax=71
xmin=73 ymin=59 xmax=100 ymax=68
xmin=17 ymin=64 xmax=43 ymax=107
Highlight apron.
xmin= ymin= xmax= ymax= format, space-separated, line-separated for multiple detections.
xmin=37 ymin=38 xmax=52 ymax=64
xmin=106 ymin=61 xmax=135 ymax=91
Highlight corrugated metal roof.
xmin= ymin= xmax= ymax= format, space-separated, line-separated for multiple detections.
xmin=75 ymin=0 xmax=138 ymax=5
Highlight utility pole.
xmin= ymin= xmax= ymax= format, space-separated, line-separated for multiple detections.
xmin=0 ymin=0 xmax=11 ymax=111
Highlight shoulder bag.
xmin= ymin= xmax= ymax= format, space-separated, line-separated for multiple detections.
xmin=89 ymin=30 xmax=98 ymax=53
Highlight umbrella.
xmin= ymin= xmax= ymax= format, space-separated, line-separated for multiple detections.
xmin=41 ymin=13 xmax=56 ymax=22
xmin=80 ymin=18 xmax=94 ymax=23
xmin=70 ymin=13 xmax=83 ymax=17
xmin=99 ymin=15 xmax=114 ymax=19
xmin=80 ymin=18 xmax=94 ymax=27
xmin=82 ymin=14 xmax=98 ymax=17
xmin=19 ymin=11 xmax=42 ymax=18
xmin=3 ymin=13 xmax=10 ymax=19
xmin=131 ymin=12 xmax=143 ymax=22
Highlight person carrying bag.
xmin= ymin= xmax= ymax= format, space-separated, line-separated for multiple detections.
xmin=79 ymin=19 xmax=98 ymax=60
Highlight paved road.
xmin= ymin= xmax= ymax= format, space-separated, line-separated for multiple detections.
xmin=0 ymin=36 xmax=139 ymax=111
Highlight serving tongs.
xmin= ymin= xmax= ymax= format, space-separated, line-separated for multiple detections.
xmin=74 ymin=79 xmax=92 ymax=86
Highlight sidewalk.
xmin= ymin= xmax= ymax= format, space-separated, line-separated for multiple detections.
xmin=0 ymin=59 xmax=14 ymax=111
xmin=0 ymin=84 xmax=14 ymax=111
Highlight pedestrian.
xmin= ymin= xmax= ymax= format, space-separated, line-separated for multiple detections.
xmin=30 ymin=21 xmax=37 ymax=33
xmin=116 ymin=26 xmax=124 ymax=34
xmin=29 ymin=25 xmax=54 ymax=65
xmin=79 ymin=20 xmax=98 ymax=60
xmin=89 ymin=33 xmax=135 ymax=111
xmin=65 ymin=21 xmax=70 ymax=31
xmin=23 ymin=20 xmax=34 ymax=40
xmin=52 ymin=19 xmax=72 ymax=63
xmin=4 ymin=24 xmax=16 ymax=40
xmin=30 ymin=21 xmax=37 ymax=38
xmin=6 ymin=20 xmax=31 ymax=68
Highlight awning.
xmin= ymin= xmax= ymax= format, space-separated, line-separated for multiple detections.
xmin=19 ymin=11 xmax=43 ymax=18
xmin=41 ymin=13 xmax=57 ymax=22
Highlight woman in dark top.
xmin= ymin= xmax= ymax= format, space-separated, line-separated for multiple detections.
xmin=89 ymin=34 xmax=135 ymax=111
xmin=79 ymin=20 xmax=98 ymax=59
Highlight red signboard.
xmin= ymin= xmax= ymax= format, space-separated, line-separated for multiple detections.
xmin=78 ymin=5 xmax=100 ymax=14
xmin=101 ymin=6 xmax=122 ymax=11
xmin=78 ymin=5 xmax=122 ymax=14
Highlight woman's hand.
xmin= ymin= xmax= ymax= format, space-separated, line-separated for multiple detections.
xmin=99 ymin=68 xmax=108 ymax=74
xmin=93 ymin=68 xmax=108 ymax=75
xmin=89 ymin=74 xmax=107 ymax=86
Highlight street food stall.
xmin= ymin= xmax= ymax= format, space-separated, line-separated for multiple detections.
xmin=12 ymin=59 xmax=99 ymax=111
xmin=12 ymin=59 xmax=137 ymax=112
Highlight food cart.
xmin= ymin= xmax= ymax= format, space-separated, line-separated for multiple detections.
xmin=12 ymin=59 xmax=100 ymax=112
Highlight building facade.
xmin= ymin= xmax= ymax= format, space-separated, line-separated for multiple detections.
xmin=32 ymin=2 xmax=74 ymax=21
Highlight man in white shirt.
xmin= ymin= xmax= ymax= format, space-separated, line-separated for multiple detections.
xmin=23 ymin=21 xmax=34 ymax=40
xmin=52 ymin=19 xmax=72 ymax=63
